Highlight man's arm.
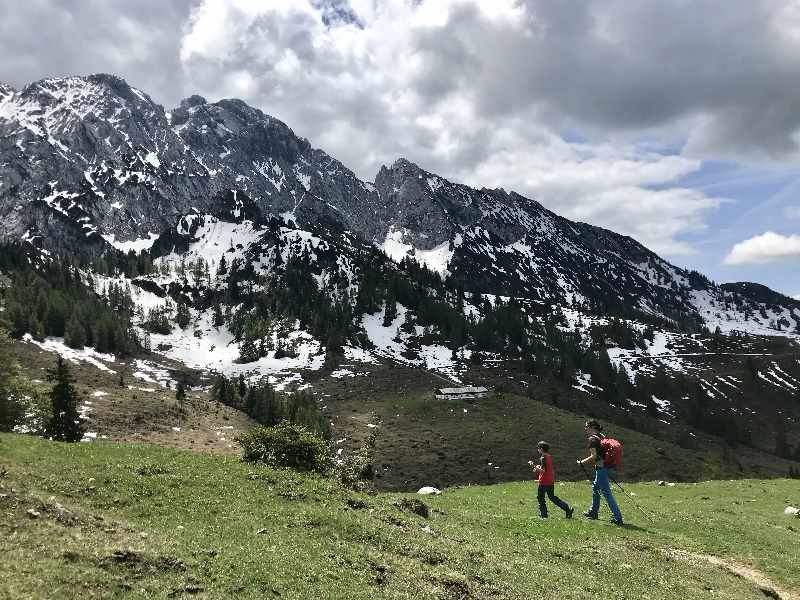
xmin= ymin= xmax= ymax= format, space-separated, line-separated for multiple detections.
xmin=577 ymin=447 xmax=597 ymax=465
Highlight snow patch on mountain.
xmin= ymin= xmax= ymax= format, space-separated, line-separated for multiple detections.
xmin=22 ymin=334 xmax=116 ymax=373
xmin=102 ymin=232 xmax=159 ymax=253
xmin=145 ymin=310 xmax=325 ymax=388
xmin=381 ymin=228 xmax=453 ymax=274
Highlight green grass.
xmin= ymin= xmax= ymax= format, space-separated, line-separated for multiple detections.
xmin=1 ymin=433 xmax=799 ymax=599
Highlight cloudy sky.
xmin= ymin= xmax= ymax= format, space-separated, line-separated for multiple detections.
xmin=2 ymin=0 xmax=800 ymax=297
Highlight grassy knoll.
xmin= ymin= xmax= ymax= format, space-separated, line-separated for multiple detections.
xmin=1 ymin=433 xmax=798 ymax=599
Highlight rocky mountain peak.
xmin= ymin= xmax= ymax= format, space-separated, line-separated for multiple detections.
xmin=179 ymin=94 xmax=207 ymax=109
xmin=0 ymin=82 xmax=16 ymax=97
xmin=390 ymin=156 xmax=423 ymax=171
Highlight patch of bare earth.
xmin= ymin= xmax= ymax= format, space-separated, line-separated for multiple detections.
xmin=667 ymin=548 xmax=799 ymax=600
xmin=16 ymin=338 xmax=256 ymax=455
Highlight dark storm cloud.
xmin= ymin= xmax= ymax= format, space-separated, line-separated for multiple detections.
xmin=5 ymin=0 xmax=800 ymax=162
xmin=415 ymin=0 xmax=800 ymax=161
xmin=0 ymin=0 xmax=197 ymax=104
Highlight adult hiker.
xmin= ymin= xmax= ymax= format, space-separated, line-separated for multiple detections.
xmin=530 ymin=441 xmax=574 ymax=519
xmin=577 ymin=419 xmax=623 ymax=526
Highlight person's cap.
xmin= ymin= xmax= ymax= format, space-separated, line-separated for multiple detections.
xmin=584 ymin=419 xmax=602 ymax=430
xmin=537 ymin=441 xmax=549 ymax=451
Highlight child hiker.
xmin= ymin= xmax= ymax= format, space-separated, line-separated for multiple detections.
xmin=530 ymin=441 xmax=574 ymax=519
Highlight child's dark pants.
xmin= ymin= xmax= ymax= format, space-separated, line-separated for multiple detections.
xmin=537 ymin=484 xmax=570 ymax=517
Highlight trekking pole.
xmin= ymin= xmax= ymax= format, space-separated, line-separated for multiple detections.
xmin=608 ymin=474 xmax=655 ymax=523
xmin=578 ymin=461 xmax=593 ymax=484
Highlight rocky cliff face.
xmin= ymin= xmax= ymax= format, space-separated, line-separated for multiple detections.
xmin=1 ymin=74 xmax=799 ymax=334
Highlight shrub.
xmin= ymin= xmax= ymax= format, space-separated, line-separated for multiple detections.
xmin=236 ymin=422 xmax=331 ymax=473
xmin=337 ymin=430 xmax=377 ymax=490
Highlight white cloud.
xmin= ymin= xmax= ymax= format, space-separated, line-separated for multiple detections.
xmin=176 ymin=0 xmax=727 ymax=255
xmin=723 ymin=231 xmax=800 ymax=265
xmin=460 ymin=128 xmax=724 ymax=254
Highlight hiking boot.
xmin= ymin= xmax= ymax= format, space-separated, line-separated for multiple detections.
xmin=582 ymin=511 xmax=598 ymax=520
xmin=612 ymin=518 xmax=624 ymax=526
xmin=566 ymin=507 xmax=574 ymax=519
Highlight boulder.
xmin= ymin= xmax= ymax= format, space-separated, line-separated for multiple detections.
xmin=784 ymin=506 xmax=800 ymax=516
xmin=417 ymin=486 xmax=441 ymax=495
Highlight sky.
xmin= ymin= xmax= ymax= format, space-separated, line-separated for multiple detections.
xmin=2 ymin=0 xmax=800 ymax=297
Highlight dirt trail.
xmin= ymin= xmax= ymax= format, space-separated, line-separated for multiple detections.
xmin=667 ymin=548 xmax=798 ymax=600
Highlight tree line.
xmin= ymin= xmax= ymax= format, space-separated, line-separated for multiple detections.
xmin=0 ymin=244 xmax=140 ymax=355
xmin=211 ymin=374 xmax=330 ymax=439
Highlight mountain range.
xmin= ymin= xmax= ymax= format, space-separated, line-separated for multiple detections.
xmin=2 ymin=74 xmax=798 ymax=334
xmin=1 ymin=74 xmax=799 ymax=472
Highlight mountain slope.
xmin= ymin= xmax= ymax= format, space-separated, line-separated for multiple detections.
xmin=3 ymin=75 xmax=798 ymax=336
xmin=2 ymin=74 xmax=799 ymax=465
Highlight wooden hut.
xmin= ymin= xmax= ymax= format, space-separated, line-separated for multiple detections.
xmin=434 ymin=386 xmax=489 ymax=400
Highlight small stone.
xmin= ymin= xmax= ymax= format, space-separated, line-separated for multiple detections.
xmin=26 ymin=509 xmax=41 ymax=519
xmin=657 ymin=481 xmax=666 ymax=486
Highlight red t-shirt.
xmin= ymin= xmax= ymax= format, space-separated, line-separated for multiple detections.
xmin=537 ymin=453 xmax=555 ymax=485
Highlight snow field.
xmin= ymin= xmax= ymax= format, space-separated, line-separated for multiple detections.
xmin=23 ymin=335 xmax=116 ymax=373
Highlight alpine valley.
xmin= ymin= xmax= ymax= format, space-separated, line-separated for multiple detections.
xmin=1 ymin=74 xmax=799 ymax=490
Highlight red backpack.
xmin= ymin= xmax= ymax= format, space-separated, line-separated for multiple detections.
xmin=600 ymin=437 xmax=623 ymax=469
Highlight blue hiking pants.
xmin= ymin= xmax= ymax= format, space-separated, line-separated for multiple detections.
xmin=588 ymin=467 xmax=622 ymax=522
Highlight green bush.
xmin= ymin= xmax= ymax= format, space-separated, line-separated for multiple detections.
xmin=236 ymin=422 xmax=332 ymax=473
xmin=337 ymin=430 xmax=377 ymax=490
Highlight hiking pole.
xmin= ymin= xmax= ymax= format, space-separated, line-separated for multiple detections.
xmin=608 ymin=474 xmax=655 ymax=523
xmin=579 ymin=461 xmax=655 ymax=523
xmin=578 ymin=461 xmax=593 ymax=484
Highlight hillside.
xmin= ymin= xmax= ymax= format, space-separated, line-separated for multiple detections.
xmin=4 ymin=333 xmax=798 ymax=492
xmin=2 ymin=434 xmax=799 ymax=599
xmin=1 ymin=73 xmax=799 ymax=486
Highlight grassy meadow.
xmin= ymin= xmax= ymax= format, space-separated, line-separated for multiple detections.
xmin=1 ymin=433 xmax=799 ymax=599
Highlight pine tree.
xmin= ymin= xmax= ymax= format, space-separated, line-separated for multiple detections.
xmin=238 ymin=338 xmax=258 ymax=363
xmin=175 ymin=302 xmax=191 ymax=329
xmin=45 ymin=357 xmax=84 ymax=442
xmin=213 ymin=303 xmax=225 ymax=327
xmin=176 ymin=381 xmax=186 ymax=412
xmin=64 ymin=311 xmax=86 ymax=349
xmin=382 ymin=297 xmax=397 ymax=326
xmin=0 ymin=329 xmax=24 ymax=431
